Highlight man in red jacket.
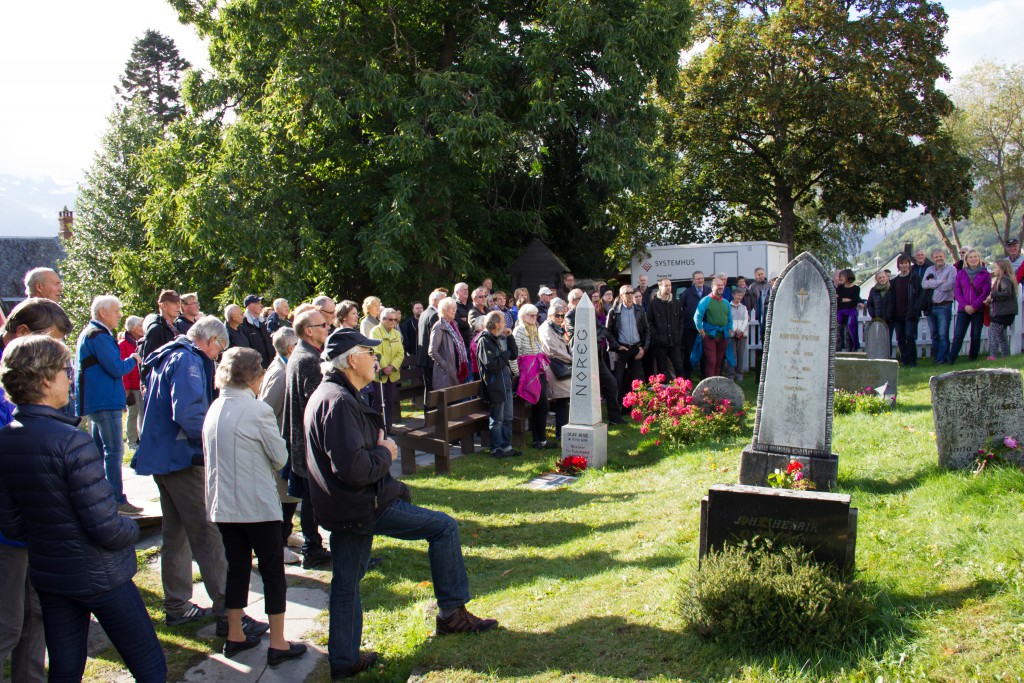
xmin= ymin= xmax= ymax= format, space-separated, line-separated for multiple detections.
xmin=118 ymin=316 xmax=144 ymax=446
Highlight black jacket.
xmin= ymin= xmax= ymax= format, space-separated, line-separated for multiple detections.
xmin=226 ymin=324 xmax=251 ymax=350
xmin=304 ymin=372 xmax=410 ymax=531
xmin=241 ymin=318 xmax=274 ymax=368
xmin=175 ymin=315 xmax=195 ymax=335
xmin=417 ymin=306 xmax=439 ymax=371
xmin=0 ymin=405 xmax=138 ymax=597
xmin=646 ymin=295 xmax=684 ymax=347
xmin=867 ymin=286 xmax=893 ymax=321
xmin=477 ymin=331 xmax=518 ymax=405
xmin=679 ymin=285 xmax=712 ymax=330
xmin=455 ymin=301 xmax=473 ymax=350
xmin=266 ymin=311 xmax=290 ymax=334
xmin=400 ymin=316 xmax=419 ymax=357
xmin=139 ymin=314 xmax=179 ymax=378
xmin=606 ymin=303 xmax=650 ymax=350
xmin=889 ymin=273 xmax=926 ymax=321
xmin=283 ymin=340 xmax=322 ymax=477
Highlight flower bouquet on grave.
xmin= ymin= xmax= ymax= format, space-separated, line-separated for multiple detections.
xmin=556 ymin=455 xmax=588 ymax=476
xmin=973 ymin=436 xmax=1021 ymax=475
xmin=767 ymin=460 xmax=817 ymax=491
xmin=622 ymin=375 xmax=746 ymax=444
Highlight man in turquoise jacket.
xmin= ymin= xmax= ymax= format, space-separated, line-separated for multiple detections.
xmin=75 ymin=296 xmax=142 ymax=513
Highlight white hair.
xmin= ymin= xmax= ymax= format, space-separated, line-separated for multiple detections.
xmin=429 ymin=290 xmax=446 ymax=307
xmin=312 ymin=295 xmax=334 ymax=309
xmin=23 ymin=267 xmax=57 ymax=297
xmin=224 ymin=303 xmax=241 ymax=320
xmin=273 ymin=298 xmax=288 ymax=311
xmin=438 ymin=297 xmax=458 ymax=315
xmin=124 ymin=315 xmax=143 ymax=331
xmin=187 ymin=315 xmax=229 ymax=346
xmin=567 ymin=288 xmax=584 ymax=305
xmin=272 ymin=327 xmax=298 ymax=356
xmin=380 ymin=307 xmax=397 ymax=321
xmin=90 ymin=295 xmax=121 ymax=319
xmin=518 ymin=303 xmax=539 ymax=319
xmin=320 ymin=346 xmax=363 ymax=374
xmin=454 ymin=282 xmax=468 ymax=294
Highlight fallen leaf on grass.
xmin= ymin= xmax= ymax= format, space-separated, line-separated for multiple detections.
xmin=417 ymin=581 xmax=432 ymax=589
xmin=501 ymin=569 xmax=514 ymax=577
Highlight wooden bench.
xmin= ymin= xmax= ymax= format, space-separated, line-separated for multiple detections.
xmin=396 ymin=355 xmax=424 ymax=417
xmin=512 ymin=397 xmax=532 ymax=448
xmin=391 ymin=381 xmax=490 ymax=475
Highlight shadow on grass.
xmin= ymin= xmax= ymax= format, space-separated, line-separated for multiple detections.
xmin=412 ymin=484 xmax=639 ymax=517
xmin=839 ymin=468 xmax=935 ymax=495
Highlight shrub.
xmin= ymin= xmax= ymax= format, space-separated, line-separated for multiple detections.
xmin=680 ymin=542 xmax=871 ymax=651
xmin=833 ymin=387 xmax=891 ymax=415
xmin=623 ymin=375 xmax=746 ymax=445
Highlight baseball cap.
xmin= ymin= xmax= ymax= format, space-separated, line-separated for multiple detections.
xmin=321 ymin=327 xmax=381 ymax=361
xmin=244 ymin=294 xmax=262 ymax=307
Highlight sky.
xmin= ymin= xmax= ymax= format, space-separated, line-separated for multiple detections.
xmin=1 ymin=0 xmax=1022 ymax=238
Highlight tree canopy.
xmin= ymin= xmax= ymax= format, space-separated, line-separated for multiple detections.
xmin=147 ymin=0 xmax=692 ymax=305
xmin=116 ymin=29 xmax=191 ymax=124
xmin=657 ymin=0 xmax=968 ymax=258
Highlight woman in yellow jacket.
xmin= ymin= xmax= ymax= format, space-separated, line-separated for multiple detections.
xmin=371 ymin=308 xmax=404 ymax=429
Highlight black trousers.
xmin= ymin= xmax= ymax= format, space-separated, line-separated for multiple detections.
xmin=217 ymin=521 xmax=286 ymax=614
xmin=598 ymin=353 xmax=620 ymax=420
xmin=651 ymin=344 xmax=685 ymax=380
xmin=300 ymin=488 xmax=323 ymax=553
xmin=613 ymin=346 xmax=645 ymax=404
xmin=529 ymin=373 xmax=550 ymax=444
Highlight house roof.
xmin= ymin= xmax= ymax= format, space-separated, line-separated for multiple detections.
xmin=0 ymin=237 xmax=66 ymax=309
xmin=509 ymin=237 xmax=571 ymax=273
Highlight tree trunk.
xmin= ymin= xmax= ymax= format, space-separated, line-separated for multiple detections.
xmin=930 ymin=213 xmax=959 ymax=255
xmin=777 ymin=192 xmax=797 ymax=260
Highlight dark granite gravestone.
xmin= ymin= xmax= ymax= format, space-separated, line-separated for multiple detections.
xmin=835 ymin=358 xmax=898 ymax=398
xmin=930 ymin=368 xmax=1024 ymax=469
xmin=864 ymin=321 xmax=892 ymax=360
xmin=699 ymin=484 xmax=857 ymax=570
xmin=739 ymin=252 xmax=840 ymax=489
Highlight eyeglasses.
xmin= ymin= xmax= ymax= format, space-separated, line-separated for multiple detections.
xmin=308 ymin=323 xmax=328 ymax=329
xmin=473 ymin=294 xmax=486 ymax=299
xmin=551 ymin=313 xmax=565 ymax=319
xmin=384 ymin=318 xmax=398 ymax=322
xmin=622 ymin=291 xmax=634 ymax=295
xmin=351 ymin=350 xmax=377 ymax=358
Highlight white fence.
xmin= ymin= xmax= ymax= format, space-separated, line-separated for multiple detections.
xmin=743 ymin=286 xmax=1024 ymax=366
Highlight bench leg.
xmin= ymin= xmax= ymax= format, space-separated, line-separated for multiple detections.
xmin=436 ymin=445 xmax=450 ymax=475
xmin=461 ymin=437 xmax=475 ymax=455
xmin=401 ymin=446 xmax=417 ymax=475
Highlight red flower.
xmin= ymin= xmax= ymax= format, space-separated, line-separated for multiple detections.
xmin=786 ymin=461 xmax=803 ymax=474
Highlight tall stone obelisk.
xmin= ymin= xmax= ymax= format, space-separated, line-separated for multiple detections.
xmin=562 ymin=295 xmax=608 ymax=468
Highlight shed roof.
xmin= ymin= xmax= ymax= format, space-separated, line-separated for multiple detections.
xmin=0 ymin=237 xmax=66 ymax=310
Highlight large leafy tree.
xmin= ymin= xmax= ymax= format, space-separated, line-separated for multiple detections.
xmin=116 ymin=29 xmax=191 ymax=124
xmin=661 ymin=0 xmax=967 ymax=258
xmin=945 ymin=60 xmax=1024 ymax=250
xmin=147 ymin=0 xmax=692 ymax=304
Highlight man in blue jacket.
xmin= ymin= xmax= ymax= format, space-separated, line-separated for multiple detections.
xmin=135 ymin=316 xmax=269 ymax=637
xmin=76 ymin=296 xmax=143 ymax=514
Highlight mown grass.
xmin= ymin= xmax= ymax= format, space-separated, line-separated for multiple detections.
xmin=89 ymin=355 xmax=1024 ymax=681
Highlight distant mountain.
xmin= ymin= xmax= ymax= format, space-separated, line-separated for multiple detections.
xmin=0 ymin=174 xmax=76 ymax=237
xmin=854 ymin=212 xmax=1014 ymax=270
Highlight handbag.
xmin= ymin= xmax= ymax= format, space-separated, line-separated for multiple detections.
xmin=549 ymin=357 xmax=571 ymax=380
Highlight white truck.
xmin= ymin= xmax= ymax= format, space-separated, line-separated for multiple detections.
xmin=631 ymin=241 xmax=790 ymax=287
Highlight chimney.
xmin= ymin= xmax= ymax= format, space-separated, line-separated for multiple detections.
xmin=58 ymin=206 xmax=74 ymax=241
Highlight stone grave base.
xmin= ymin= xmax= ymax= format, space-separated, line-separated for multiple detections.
xmin=739 ymin=446 xmax=838 ymax=490
xmin=561 ymin=422 xmax=608 ymax=469
xmin=699 ymin=484 xmax=857 ymax=570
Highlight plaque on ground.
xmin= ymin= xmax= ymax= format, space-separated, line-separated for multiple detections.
xmin=699 ymin=484 xmax=857 ymax=570
xmin=524 ymin=473 xmax=579 ymax=490
xmin=930 ymin=368 xmax=1024 ymax=469
xmin=561 ymin=295 xmax=608 ymax=468
xmin=864 ymin=321 xmax=891 ymax=360
xmin=739 ymin=252 xmax=840 ymax=489
xmin=692 ymin=377 xmax=746 ymax=415
xmin=835 ymin=358 xmax=898 ymax=398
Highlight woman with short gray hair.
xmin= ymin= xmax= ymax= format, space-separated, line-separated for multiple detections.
xmin=203 ymin=347 xmax=306 ymax=664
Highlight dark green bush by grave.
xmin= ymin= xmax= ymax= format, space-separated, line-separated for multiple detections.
xmin=680 ymin=543 xmax=872 ymax=651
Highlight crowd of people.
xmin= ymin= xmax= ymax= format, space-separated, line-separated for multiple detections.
xmin=2 ymin=243 xmax=1020 ymax=680
xmin=842 ymin=241 xmax=1023 ymax=366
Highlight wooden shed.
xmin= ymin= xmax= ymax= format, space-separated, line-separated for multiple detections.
xmin=509 ymin=238 xmax=570 ymax=300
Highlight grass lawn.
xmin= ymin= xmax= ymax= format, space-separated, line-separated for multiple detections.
xmin=88 ymin=355 xmax=1024 ymax=682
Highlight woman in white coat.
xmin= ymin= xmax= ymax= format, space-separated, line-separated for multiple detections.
xmin=203 ymin=347 xmax=307 ymax=666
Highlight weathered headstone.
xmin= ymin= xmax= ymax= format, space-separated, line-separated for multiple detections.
xmin=562 ymin=295 xmax=608 ymax=468
xmin=835 ymin=358 xmax=898 ymax=398
xmin=699 ymin=484 xmax=857 ymax=570
xmin=930 ymin=368 xmax=1024 ymax=469
xmin=836 ymin=351 xmax=866 ymax=359
xmin=739 ymin=252 xmax=839 ymax=489
xmin=692 ymin=377 xmax=746 ymax=415
xmin=864 ymin=321 xmax=892 ymax=360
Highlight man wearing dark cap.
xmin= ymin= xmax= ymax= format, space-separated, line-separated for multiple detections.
xmin=1005 ymin=237 xmax=1024 ymax=273
xmin=306 ymin=328 xmax=498 ymax=679
xmin=242 ymin=295 xmax=274 ymax=368
xmin=139 ymin=289 xmax=182 ymax=377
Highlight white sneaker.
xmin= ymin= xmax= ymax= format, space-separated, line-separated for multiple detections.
xmin=283 ymin=547 xmax=301 ymax=565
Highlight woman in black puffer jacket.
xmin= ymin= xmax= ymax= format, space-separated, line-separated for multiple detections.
xmin=0 ymin=335 xmax=165 ymax=683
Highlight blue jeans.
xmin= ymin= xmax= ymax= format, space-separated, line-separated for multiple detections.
xmin=488 ymin=383 xmax=514 ymax=452
xmin=328 ymin=500 xmax=471 ymax=671
xmin=950 ymin=309 xmax=985 ymax=362
xmin=89 ymin=409 xmax=125 ymax=504
xmin=927 ymin=303 xmax=952 ymax=363
xmin=36 ymin=581 xmax=165 ymax=683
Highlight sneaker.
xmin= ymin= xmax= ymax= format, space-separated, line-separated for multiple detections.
xmin=283 ymin=547 xmax=301 ymax=565
xmin=531 ymin=441 xmax=559 ymax=450
xmin=166 ymin=603 xmax=213 ymax=626
xmin=216 ymin=614 xmax=270 ymax=638
xmin=117 ymin=501 xmax=144 ymax=515
xmin=267 ymin=641 xmax=307 ymax=667
xmin=302 ymin=549 xmax=332 ymax=570
xmin=608 ymin=416 xmax=626 ymax=425
xmin=331 ymin=651 xmax=379 ymax=680
xmin=436 ymin=606 xmax=498 ymax=635
xmin=223 ymin=634 xmax=261 ymax=658
xmin=492 ymin=448 xmax=520 ymax=459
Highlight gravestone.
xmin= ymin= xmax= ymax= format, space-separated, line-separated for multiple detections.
xmin=930 ymin=368 xmax=1024 ymax=469
xmin=692 ymin=377 xmax=746 ymax=415
xmin=864 ymin=321 xmax=892 ymax=360
xmin=836 ymin=351 xmax=866 ymax=359
xmin=699 ymin=484 xmax=857 ymax=570
xmin=561 ymin=295 xmax=608 ymax=468
xmin=739 ymin=252 xmax=840 ymax=490
xmin=835 ymin=358 xmax=899 ymax=398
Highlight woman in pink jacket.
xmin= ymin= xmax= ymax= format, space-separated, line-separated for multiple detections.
xmin=949 ymin=248 xmax=991 ymax=363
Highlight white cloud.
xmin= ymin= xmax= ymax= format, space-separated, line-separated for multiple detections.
xmin=944 ymin=0 xmax=1024 ymax=80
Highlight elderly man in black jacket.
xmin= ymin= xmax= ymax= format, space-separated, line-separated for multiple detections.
xmin=416 ymin=289 xmax=445 ymax=403
xmin=305 ymin=328 xmax=497 ymax=679
xmin=646 ymin=277 xmax=685 ymax=380
xmin=607 ymin=284 xmax=651 ymax=403
xmin=241 ymin=295 xmax=274 ymax=368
